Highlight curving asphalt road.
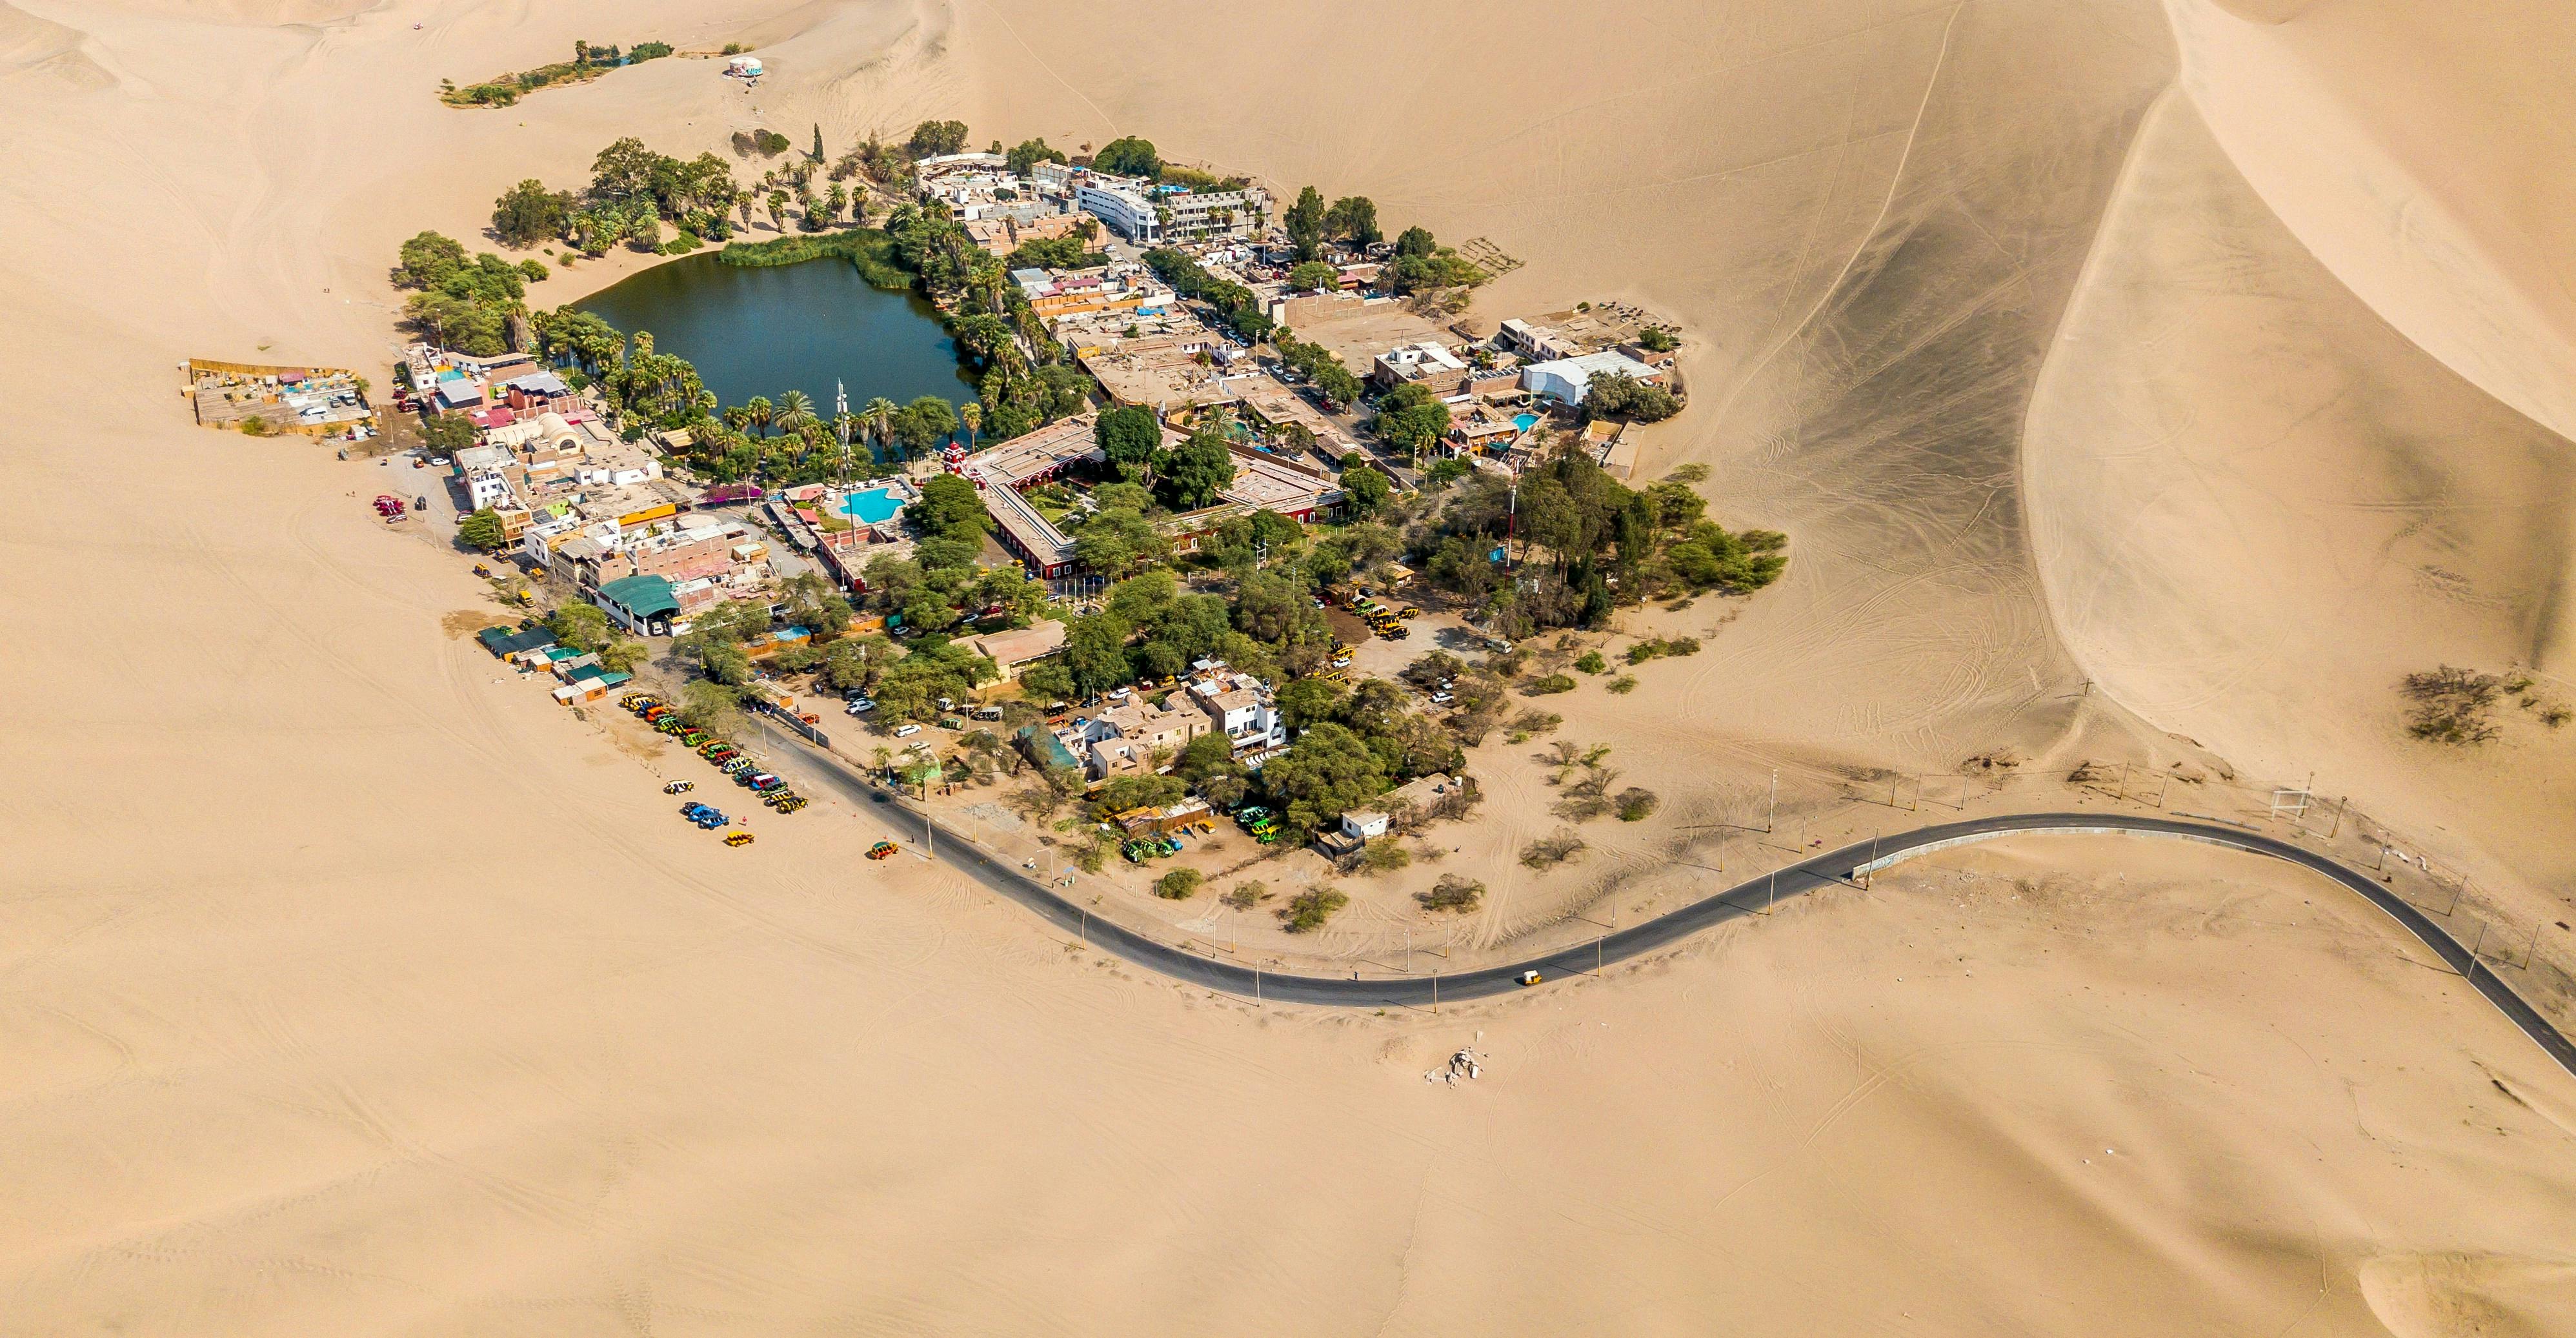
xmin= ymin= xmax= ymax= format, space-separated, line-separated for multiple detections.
xmin=760 ymin=735 xmax=2576 ymax=1080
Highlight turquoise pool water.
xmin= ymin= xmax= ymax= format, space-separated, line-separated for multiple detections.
xmin=1513 ymin=413 xmax=1539 ymax=432
xmin=837 ymin=487 xmax=905 ymax=525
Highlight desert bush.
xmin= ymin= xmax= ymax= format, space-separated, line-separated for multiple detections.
xmin=1520 ymin=830 xmax=1587 ymax=869
xmin=1154 ymin=867 xmax=1203 ymax=900
xmin=1361 ymin=840 xmax=1411 ymax=875
xmin=1504 ymin=709 xmax=1562 ymax=744
xmin=1280 ymin=886 xmax=1349 ymax=933
xmin=2402 ymin=666 xmax=2502 ymax=744
xmin=1606 ymin=675 xmax=1637 ymax=694
xmin=1418 ymin=875 xmax=1484 ymax=913
xmin=1222 ymin=880 xmax=1270 ymax=910
xmin=239 ymin=415 xmax=272 ymax=436
xmin=1625 ymin=636 xmax=1702 ymax=665
xmin=1524 ymin=673 xmax=1576 ymax=696
xmin=1615 ymin=787 xmax=1660 ymax=822
xmin=1574 ymin=651 xmax=1607 ymax=674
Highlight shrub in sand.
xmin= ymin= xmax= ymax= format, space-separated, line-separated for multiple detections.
xmin=1417 ymin=875 xmax=1484 ymax=913
xmin=2401 ymin=666 xmax=2502 ymax=744
xmin=1606 ymin=675 xmax=1638 ymax=694
xmin=1520 ymin=829 xmax=1586 ymax=869
xmin=1222 ymin=880 xmax=1270 ymax=911
xmin=1524 ymin=673 xmax=1576 ymax=696
xmin=1154 ymin=867 xmax=1203 ymax=900
xmin=1504 ymin=709 xmax=1562 ymax=744
xmin=1361 ymin=840 xmax=1411 ymax=875
xmin=1615 ymin=787 xmax=1660 ymax=822
xmin=1280 ymin=887 xmax=1349 ymax=933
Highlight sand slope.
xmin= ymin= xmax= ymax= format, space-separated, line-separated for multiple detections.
xmin=2 ymin=0 xmax=2573 ymax=1330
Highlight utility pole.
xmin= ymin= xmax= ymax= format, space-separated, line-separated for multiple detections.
xmin=1768 ymin=768 xmax=1778 ymax=834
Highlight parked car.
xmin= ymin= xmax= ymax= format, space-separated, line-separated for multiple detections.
xmin=1429 ymin=691 xmax=1453 ymax=705
xmin=723 ymin=831 xmax=754 ymax=847
xmin=664 ymin=780 xmax=694 ymax=794
xmin=894 ymin=723 xmax=922 ymax=738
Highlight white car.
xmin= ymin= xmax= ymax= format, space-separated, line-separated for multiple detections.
xmin=894 ymin=723 xmax=922 ymax=738
xmin=1429 ymin=692 xmax=1453 ymax=705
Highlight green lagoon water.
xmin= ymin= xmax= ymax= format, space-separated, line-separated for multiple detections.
xmin=576 ymin=252 xmax=973 ymax=416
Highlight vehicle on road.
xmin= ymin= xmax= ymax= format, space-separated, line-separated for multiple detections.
xmin=867 ymin=840 xmax=898 ymax=860
xmin=724 ymin=831 xmax=754 ymax=847
xmin=664 ymin=780 xmax=694 ymax=794
xmin=474 ymin=563 xmax=491 ymax=577
xmin=1516 ymin=970 xmax=1542 ymax=987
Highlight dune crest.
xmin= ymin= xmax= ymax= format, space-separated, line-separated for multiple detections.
xmin=2166 ymin=0 xmax=2576 ymax=445
xmin=0 ymin=1 xmax=106 ymax=85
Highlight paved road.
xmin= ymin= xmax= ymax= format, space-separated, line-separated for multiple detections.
xmin=760 ymin=737 xmax=2576 ymax=1079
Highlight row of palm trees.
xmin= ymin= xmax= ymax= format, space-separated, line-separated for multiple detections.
xmin=720 ymin=389 xmax=983 ymax=458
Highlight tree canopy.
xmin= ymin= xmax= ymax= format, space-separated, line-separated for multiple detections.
xmin=1092 ymin=136 xmax=1161 ymax=179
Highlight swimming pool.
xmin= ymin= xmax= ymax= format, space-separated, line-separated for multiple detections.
xmin=1513 ymin=412 xmax=1539 ymax=432
xmin=836 ymin=487 xmax=905 ymax=525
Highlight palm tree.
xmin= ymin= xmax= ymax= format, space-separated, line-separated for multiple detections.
xmin=723 ymin=404 xmax=751 ymax=433
xmin=958 ymin=401 xmax=981 ymax=451
xmin=863 ymin=396 xmax=899 ymax=459
xmin=745 ymin=395 xmax=773 ymax=438
xmin=774 ymin=389 xmax=818 ymax=436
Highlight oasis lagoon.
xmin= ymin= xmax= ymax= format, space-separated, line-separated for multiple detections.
xmin=575 ymin=252 xmax=974 ymax=420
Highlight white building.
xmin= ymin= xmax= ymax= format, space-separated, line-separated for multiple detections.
xmin=1076 ymin=178 xmax=1163 ymax=243
xmin=1185 ymin=664 xmax=1286 ymax=753
xmin=1520 ymin=350 xmax=1666 ymax=405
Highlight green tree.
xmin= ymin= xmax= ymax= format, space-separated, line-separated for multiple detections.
xmin=1394 ymin=225 xmax=1436 ymax=258
xmin=894 ymin=396 xmax=958 ymax=456
xmin=1160 ymin=429 xmax=1236 ymax=510
xmin=1018 ymin=660 xmax=1076 ymax=704
xmin=1092 ymin=136 xmax=1161 ymax=179
xmin=1323 ymin=196 xmax=1380 ymax=245
xmin=547 ymin=601 xmax=614 ymax=653
xmin=1095 ymin=405 xmax=1162 ymax=475
xmin=1006 ymin=137 xmax=1067 ymax=176
xmin=1284 ymin=186 xmax=1327 ymax=261
xmin=457 ymin=507 xmax=508 ymax=551
xmin=906 ymin=119 xmax=971 ymax=158
xmin=1262 ymin=721 xmax=1387 ymax=835
xmin=812 ymin=123 xmax=826 ymax=161
xmin=492 ymin=179 xmax=572 ymax=248
xmin=598 ymin=639 xmax=650 ymax=674
xmin=778 ymin=571 xmax=854 ymax=636
xmin=911 ymin=471 xmax=991 ymax=539
xmin=1373 ymin=383 xmax=1451 ymax=456
xmin=1061 ymin=613 xmax=1135 ymax=696
xmin=1153 ymin=867 xmax=1203 ymax=899
xmin=1071 ymin=507 xmax=1167 ymax=580
xmin=1287 ymin=260 xmax=1339 ymax=292
xmin=1340 ymin=464 xmax=1392 ymax=516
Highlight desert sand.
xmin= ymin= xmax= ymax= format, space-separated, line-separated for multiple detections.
xmin=3 ymin=0 xmax=2572 ymax=1330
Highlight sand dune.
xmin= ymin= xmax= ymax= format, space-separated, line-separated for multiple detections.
xmin=2026 ymin=41 xmax=2576 ymax=964
xmin=3 ymin=0 xmax=2572 ymax=1329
